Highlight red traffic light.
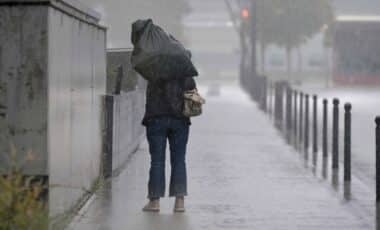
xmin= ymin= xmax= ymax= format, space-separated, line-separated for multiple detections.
xmin=241 ymin=8 xmax=249 ymax=19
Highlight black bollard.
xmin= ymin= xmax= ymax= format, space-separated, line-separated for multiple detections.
xmin=260 ymin=77 xmax=264 ymax=109
xmin=252 ymin=75 xmax=258 ymax=102
xmin=313 ymin=95 xmax=318 ymax=165
xmin=260 ymin=76 xmax=268 ymax=112
xmin=344 ymin=103 xmax=352 ymax=182
xmin=273 ymin=82 xmax=277 ymax=122
xmin=263 ymin=77 xmax=268 ymax=112
xmin=344 ymin=181 xmax=351 ymax=201
xmin=293 ymin=91 xmax=298 ymax=146
xmin=322 ymin=156 xmax=328 ymax=179
xmin=275 ymin=81 xmax=287 ymax=131
xmin=305 ymin=95 xmax=310 ymax=157
xmin=332 ymin=98 xmax=340 ymax=169
xmin=270 ymin=81 xmax=274 ymax=119
xmin=323 ymin=99 xmax=328 ymax=158
xmin=268 ymin=81 xmax=272 ymax=118
xmin=286 ymin=87 xmax=292 ymax=142
xmin=274 ymin=82 xmax=281 ymax=129
xmin=282 ymin=83 xmax=288 ymax=133
xmin=299 ymin=92 xmax=304 ymax=148
xmin=332 ymin=169 xmax=339 ymax=191
xmin=376 ymin=116 xmax=380 ymax=202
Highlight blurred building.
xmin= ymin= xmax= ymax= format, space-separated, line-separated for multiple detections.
xmin=262 ymin=0 xmax=380 ymax=80
xmin=183 ymin=0 xmax=240 ymax=81
xmin=333 ymin=0 xmax=380 ymax=16
xmin=331 ymin=0 xmax=380 ymax=85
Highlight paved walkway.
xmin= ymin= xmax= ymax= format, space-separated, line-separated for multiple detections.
xmin=69 ymin=85 xmax=374 ymax=230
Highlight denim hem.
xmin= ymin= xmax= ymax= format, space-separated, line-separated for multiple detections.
xmin=169 ymin=192 xmax=188 ymax=197
xmin=147 ymin=194 xmax=165 ymax=199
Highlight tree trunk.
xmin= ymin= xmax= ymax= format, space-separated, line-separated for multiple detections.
xmin=286 ymin=46 xmax=292 ymax=81
xmin=260 ymin=42 xmax=267 ymax=74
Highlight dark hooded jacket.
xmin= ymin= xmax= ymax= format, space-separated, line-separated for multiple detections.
xmin=130 ymin=19 xmax=197 ymax=125
xmin=142 ymin=77 xmax=196 ymax=126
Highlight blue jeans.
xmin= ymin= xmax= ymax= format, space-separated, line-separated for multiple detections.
xmin=146 ymin=117 xmax=189 ymax=199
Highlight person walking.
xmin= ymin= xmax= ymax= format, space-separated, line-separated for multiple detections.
xmin=130 ymin=19 xmax=202 ymax=213
xmin=142 ymin=77 xmax=197 ymax=213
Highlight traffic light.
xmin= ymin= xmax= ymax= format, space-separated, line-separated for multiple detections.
xmin=241 ymin=8 xmax=249 ymax=19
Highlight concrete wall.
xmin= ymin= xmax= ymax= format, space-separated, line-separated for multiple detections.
xmin=0 ymin=5 xmax=49 ymax=175
xmin=104 ymin=49 xmax=146 ymax=175
xmin=107 ymin=49 xmax=139 ymax=94
xmin=110 ymin=90 xmax=145 ymax=173
xmin=0 ymin=0 xmax=107 ymax=217
xmin=47 ymin=5 xmax=107 ymax=216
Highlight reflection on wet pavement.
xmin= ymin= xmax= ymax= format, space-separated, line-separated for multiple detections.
xmin=69 ymin=85 xmax=376 ymax=230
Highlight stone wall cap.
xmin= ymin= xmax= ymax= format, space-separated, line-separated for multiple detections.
xmin=107 ymin=48 xmax=134 ymax=53
xmin=0 ymin=0 xmax=101 ymax=24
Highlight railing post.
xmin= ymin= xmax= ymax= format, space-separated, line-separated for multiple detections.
xmin=313 ymin=95 xmax=318 ymax=166
xmin=344 ymin=103 xmax=352 ymax=182
xmin=323 ymin=99 xmax=328 ymax=158
xmin=299 ymin=92 xmax=304 ymax=148
xmin=376 ymin=116 xmax=380 ymax=202
xmin=305 ymin=94 xmax=310 ymax=159
xmin=293 ymin=90 xmax=298 ymax=146
xmin=332 ymin=98 xmax=340 ymax=169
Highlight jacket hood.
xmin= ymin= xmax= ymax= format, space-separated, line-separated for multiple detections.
xmin=131 ymin=19 xmax=153 ymax=45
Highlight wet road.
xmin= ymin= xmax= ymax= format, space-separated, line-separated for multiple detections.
xmin=69 ymin=85 xmax=374 ymax=230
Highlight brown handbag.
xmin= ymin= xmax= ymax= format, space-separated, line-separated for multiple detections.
xmin=183 ymin=89 xmax=206 ymax=117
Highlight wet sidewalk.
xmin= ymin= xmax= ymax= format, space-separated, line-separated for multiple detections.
xmin=69 ymin=85 xmax=373 ymax=230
